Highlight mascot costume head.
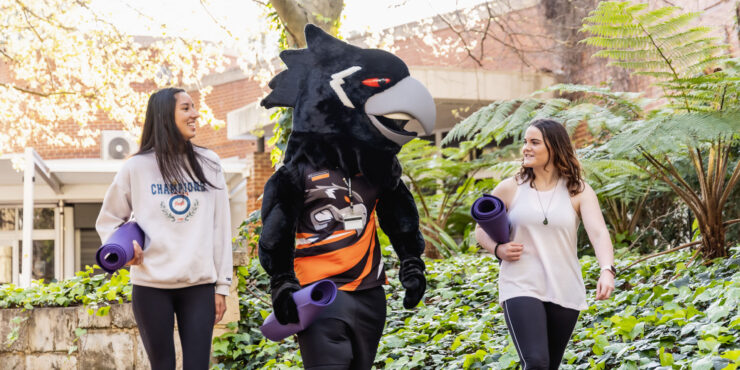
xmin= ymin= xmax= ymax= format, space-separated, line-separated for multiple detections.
xmin=261 ymin=24 xmax=435 ymax=188
xmin=258 ymin=24 xmax=435 ymax=368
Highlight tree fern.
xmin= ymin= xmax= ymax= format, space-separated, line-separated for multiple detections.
xmin=581 ymin=1 xmax=726 ymax=111
xmin=605 ymin=112 xmax=740 ymax=157
xmin=442 ymin=84 xmax=645 ymax=146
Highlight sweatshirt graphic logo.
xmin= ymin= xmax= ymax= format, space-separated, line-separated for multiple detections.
xmin=160 ymin=194 xmax=199 ymax=223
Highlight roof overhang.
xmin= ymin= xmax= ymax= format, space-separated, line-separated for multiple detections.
xmin=0 ymin=151 xmax=248 ymax=204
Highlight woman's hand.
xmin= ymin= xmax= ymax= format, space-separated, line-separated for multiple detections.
xmin=595 ymin=270 xmax=615 ymax=300
xmin=496 ymin=242 xmax=524 ymax=262
xmin=125 ymin=240 xmax=144 ymax=266
xmin=215 ymin=294 xmax=227 ymax=324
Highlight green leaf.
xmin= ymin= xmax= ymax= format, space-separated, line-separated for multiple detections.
xmin=691 ymin=356 xmax=715 ymax=370
xmin=592 ymin=334 xmax=609 ymax=355
xmin=698 ymin=337 xmax=721 ymax=354
xmin=659 ymin=347 xmax=674 ymax=366
xmin=721 ymin=350 xmax=740 ymax=361
xmin=95 ymin=306 xmax=110 ymax=316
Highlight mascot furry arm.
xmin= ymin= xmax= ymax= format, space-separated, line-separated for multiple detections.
xmin=258 ymin=24 xmax=436 ymax=324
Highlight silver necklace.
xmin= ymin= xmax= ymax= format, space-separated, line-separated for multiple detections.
xmin=533 ymin=178 xmax=558 ymax=225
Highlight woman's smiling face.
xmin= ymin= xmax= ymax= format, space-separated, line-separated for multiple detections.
xmin=174 ymin=92 xmax=199 ymax=141
xmin=521 ymin=126 xmax=550 ymax=169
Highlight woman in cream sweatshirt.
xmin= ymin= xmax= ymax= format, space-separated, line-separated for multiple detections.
xmin=97 ymin=87 xmax=232 ymax=370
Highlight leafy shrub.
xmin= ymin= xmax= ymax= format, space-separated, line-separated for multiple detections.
xmin=0 ymin=265 xmax=130 ymax=311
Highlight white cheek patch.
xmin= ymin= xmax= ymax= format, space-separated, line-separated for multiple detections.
xmin=330 ymin=66 xmax=362 ymax=108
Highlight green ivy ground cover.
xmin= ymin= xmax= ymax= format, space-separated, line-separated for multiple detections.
xmin=213 ymin=245 xmax=739 ymax=370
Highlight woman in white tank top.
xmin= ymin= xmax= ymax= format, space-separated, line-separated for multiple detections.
xmin=475 ymin=119 xmax=615 ymax=369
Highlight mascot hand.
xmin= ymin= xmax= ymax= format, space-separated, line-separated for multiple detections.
xmin=270 ymin=275 xmax=301 ymax=325
xmin=399 ymin=258 xmax=426 ymax=309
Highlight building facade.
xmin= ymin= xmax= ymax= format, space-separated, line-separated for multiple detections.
xmin=1 ymin=0 xmax=736 ymax=285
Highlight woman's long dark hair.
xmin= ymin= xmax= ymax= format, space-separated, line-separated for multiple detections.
xmin=136 ymin=87 xmax=218 ymax=190
xmin=517 ymin=119 xmax=584 ymax=196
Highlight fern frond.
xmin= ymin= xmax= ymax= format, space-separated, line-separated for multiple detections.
xmin=593 ymin=49 xmax=662 ymax=62
xmin=478 ymin=99 xmax=524 ymax=140
xmin=606 ymin=112 xmax=740 ymax=157
xmin=634 ymin=6 xmax=679 ymax=25
xmin=582 ymin=2 xmax=648 ymax=24
xmin=580 ymin=24 xmax=644 ymax=38
xmin=485 ymin=160 xmax=520 ymax=180
xmin=646 ymin=13 xmax=700 ymax=38
xmin=632 ymin=71 xmax=675 ymax=78
xmin=532 ymin=99 xmax=571 ymax=120
xmin=608 ymin=60 xmax=673 ymax=71
xmin=657 ymin=27 xmax=714 ymax=48
xmin=680 ymin=54 xmax=727 ymax=75
xmin=582 ymin=1 xmax=728 ymax=111
xmin=442 ymin=102 xmax=498 ymax=144
xmin=583 ymin=36 xmax=652 ymax=50
xmin=443 ymin=98 xmax=578 ymax=145
xmin=497 ymin=99 xmax=543 ymax=141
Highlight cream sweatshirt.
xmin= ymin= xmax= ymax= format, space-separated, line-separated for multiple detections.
xmin=96 ymin=147 xmax=233 ymax=296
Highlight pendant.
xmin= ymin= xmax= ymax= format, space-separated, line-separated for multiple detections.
xmin=543 ymin=218 xmax=549 ymax=225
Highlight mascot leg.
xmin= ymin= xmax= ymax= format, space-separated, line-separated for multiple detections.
xmin=297 ymin=286 xmax=386 ymax=369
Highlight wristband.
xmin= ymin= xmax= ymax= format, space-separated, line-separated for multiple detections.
xmin=493 ymin=243 xmax=502 ymax=262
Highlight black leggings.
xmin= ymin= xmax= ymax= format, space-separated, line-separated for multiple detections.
xmin=502 ymin=296 xmax=580 ymax=370
xmin=297 ymin=285 xmax=386 ymax=370
xmin=132 ymin=284 xmax=215 ymax=370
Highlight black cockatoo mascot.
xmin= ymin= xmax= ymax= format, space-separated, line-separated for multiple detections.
xmin=258 ymin=24 xmax=436 ymax=369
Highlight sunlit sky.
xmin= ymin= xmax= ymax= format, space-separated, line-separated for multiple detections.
xmin=90 ymin=0 xmax=490 ymax=42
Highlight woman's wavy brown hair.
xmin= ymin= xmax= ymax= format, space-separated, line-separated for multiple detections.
xmin=517 ymin=119 xmax=584 ymax=196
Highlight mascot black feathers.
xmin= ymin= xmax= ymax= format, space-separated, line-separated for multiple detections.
xmin=258 ymin=24 xmax=436 ymax=369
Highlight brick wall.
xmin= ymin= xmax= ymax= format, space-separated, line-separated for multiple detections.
xmin=190 ymin=77 xmax=265 ymax=159
xmin=9 ymin=74 xmax=266 ymax=161
xmin=246 ymin=152 xmax=273 ymax=216
xmin=392 ymin=5 xmax=552 ymax=74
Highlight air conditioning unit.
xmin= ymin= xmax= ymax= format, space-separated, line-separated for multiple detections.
xmin=101 ymin=130 xmax=138 ymax=160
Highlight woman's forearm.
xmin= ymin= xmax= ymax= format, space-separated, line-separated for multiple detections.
xmin=591 ymin=231 xmax=614 ymax=269
xmin=475 ymin=225 xmax=497 ymax=255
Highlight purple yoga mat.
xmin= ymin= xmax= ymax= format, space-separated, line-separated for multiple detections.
xmin=260 ymin=280 xmax=338 ymax=342
xmin=471 ymin=194 xmax=510 ymax=244
xmin=95 ymin=221 xmax=145 ymax=273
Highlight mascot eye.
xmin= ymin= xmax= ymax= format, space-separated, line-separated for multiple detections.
xmin=362 ymin=78 xmax=391 ymax=87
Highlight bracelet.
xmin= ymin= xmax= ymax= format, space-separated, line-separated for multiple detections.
xmin=493 ymin=243 xmax=502 ymax=262
xmin=601 ymin=265 xmax=617 ymax=276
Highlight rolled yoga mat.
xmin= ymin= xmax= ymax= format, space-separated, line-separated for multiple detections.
xmin=260 ymin=280 xmax=338 ymax=342
xmin=95 ymin=221 xmax=145 ymax=273
xmin=471 ymin=194 xmax=510 ymax=244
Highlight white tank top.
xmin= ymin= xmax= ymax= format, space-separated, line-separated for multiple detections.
xmin=498 ymin=178 xmax=587 ymax=310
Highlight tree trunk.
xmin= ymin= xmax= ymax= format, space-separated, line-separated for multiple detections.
xmin=269 ymin=0 xmax=343 ymax=47
xmin=699 ymin=209 xmax=728 ymax=260
xmin=424 ymin=239 xmax=442 ymax=259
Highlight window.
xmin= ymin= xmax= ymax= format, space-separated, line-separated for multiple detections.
xmin=0 ymin=206 xmax=58 ymax=283
xmin=18 ymin=240 xmax=55 ymax=282
xmin=0 ymin=208 xmax=15 ymax=231
xmin=18 ymin=208 xmax=55 ymax=229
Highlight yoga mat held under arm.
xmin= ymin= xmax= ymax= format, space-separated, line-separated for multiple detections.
xmin=471 ymin=194 xmax=510 ymax=244
xmin=95 ymin=221 xmax=145 ymax=273
xmin=260 ymin=280 xmax=338 ymax=342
